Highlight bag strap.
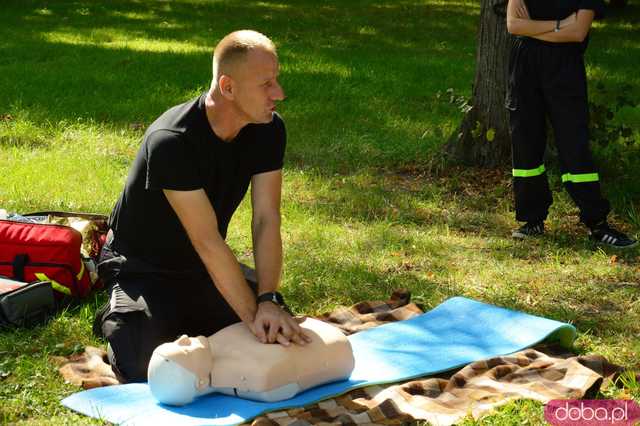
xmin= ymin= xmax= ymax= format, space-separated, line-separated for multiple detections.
xmin=12 ymin=254 xmax=29 ymax=282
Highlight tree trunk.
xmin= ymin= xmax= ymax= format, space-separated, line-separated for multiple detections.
xmin=445 ymin=0 xmax=514 ymax=167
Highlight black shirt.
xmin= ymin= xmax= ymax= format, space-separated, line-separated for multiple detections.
xmin=108 ymin=94 xmax=286 ymax=272
xmin=523 ymin=0 xmax=605 ymax=20
xmin=521 ymin=0 xmax=605 ymax=52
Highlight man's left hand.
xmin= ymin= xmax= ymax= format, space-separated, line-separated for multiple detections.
xmin=252 ymin=302 xmax=312 ymax=346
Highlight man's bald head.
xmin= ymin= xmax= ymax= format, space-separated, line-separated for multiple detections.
xmin=212 ymin=30 xmax=277 ymax=86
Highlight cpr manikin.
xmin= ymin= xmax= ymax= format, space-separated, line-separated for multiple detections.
xmin=147 ymin=317 xmax=355 ymax=405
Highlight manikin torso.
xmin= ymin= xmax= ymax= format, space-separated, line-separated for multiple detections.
xmin=147 ymin=317 xmax=355 ymax=405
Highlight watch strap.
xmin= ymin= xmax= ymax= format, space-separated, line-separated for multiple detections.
xmin=256 ymin=291 xmax=293 ymax=315
xmin=257 ymin=291 xmax=283 ymax=305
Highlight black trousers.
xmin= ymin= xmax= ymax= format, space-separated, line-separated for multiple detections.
xmin=94 ymin=237 xmax=257 ymax=383
xmin=507 ymin=37 xmax=610 ymax=227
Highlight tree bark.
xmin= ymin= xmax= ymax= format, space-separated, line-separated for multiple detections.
xmin=445 ymin=0 xmax=514 ymax=167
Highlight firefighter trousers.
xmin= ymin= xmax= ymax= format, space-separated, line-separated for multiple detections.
xmin=506 ymin=37 xmax=610 ymax=227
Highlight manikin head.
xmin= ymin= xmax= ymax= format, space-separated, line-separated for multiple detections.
xmin=147 ymin=335 xmax=214 ymax=405
xmin=211 ymin=30 xmax=285 ymax=125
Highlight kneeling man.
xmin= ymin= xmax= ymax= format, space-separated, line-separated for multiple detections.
xmin=95 ymin=30 xmax=310 ymax=382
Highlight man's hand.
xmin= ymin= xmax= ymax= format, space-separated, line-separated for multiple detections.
xmin=560 ymin=12 xmax=578 ymax=29
xmin=513 ymin=0 xmax=530 ymax=19
xmin=250 ymin=302 xmax=312 ymax=346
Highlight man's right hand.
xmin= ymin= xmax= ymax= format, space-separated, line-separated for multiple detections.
xmin=513 ymin=0 xmax=530 ymax=19
xmin=249 ymin=302 xmax=312 ymax=346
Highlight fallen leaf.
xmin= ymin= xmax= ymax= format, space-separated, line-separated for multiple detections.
xmin=129 ymin=122 xmax=145 ymax=130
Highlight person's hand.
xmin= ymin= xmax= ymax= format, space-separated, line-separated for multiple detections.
xmin=513 ymin=0 xmax=530 ymax=19
xmin=250 ymin=302 xmax=312 ymax=346
xmin=560 ymin=12 xmax=578 ymax=29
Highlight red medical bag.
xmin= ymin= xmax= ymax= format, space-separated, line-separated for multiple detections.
xmin=0 ymin=212 xmax=107 ymax=299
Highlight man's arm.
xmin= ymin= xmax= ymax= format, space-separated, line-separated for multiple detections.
xmin=163 ymin=189 xmax=258 ymax=328
xmin=507 ymin=0 xmax=558 ymax=36
xmin=531 ymin=10 xmax=594 ymax=43
xmin=251 ymin=169 xmax=283 ymax=298
xmin=507 ymin=0 xmax=584 ymax=39
xmin=250 ymin=169 xmax=311 ymax=346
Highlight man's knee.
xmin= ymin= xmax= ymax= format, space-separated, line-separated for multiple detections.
xmin=102 ymin=310 xmax=161 ymax=383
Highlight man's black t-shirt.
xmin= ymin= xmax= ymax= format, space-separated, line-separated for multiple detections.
xmin=523 ymin=0 xmax=604 ymax=20
xmin=108 ymin=94 xmax=286 ymax=272
xmin=522 ymin=0 xmax=605 ymax=51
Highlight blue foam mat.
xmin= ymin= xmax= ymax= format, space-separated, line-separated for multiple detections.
xmin=61 ymin=296 xmax=576 ymax=425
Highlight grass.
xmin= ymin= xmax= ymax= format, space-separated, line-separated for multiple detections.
xmin=1 ymin=0 xmax=639 ymax=424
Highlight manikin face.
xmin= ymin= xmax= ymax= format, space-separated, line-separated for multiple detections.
xmin=156 ymin=335 xmax=215 ymax=372
xmin=174 ymin=335 xmax=210 ymax=354
xmin=230 ymin=48 xmax=285 ymax=124
xmin=148 ymin=335 xmax=215 ymax=405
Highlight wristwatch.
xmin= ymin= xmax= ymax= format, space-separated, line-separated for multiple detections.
xmin=554 ymin=19 xmax=561 ymax=32
xmin=257 ymin=291 xmax=284 ymax=306
xmin=257 ymin=291 xmax=293 ymax=315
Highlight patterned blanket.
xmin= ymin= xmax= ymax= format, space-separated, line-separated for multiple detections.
xmin=54 ymin=290 xmax=622 ymax=425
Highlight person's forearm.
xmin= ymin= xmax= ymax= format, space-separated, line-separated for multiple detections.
xmin=195 ymin=236 xmax=258 ymax=324
xmin=530 ymin=11 xmax=590 ymax=43
xmin=531 ymin=27 xmax=584 ymax=42
xmin=506 ymin=0 xmax=577 ymax=39
xmin=252 ymin=215 xmax=283 ymax=295
xmin=507 ymin=16 xmax=559 ymax=36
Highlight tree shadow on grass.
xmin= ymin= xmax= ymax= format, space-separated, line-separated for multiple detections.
xmin=4 ymin=0 xmax=481 ymax=49
xmin=0 ymin=0 xmax=480 ymax=166
xmin=3 ymin=0 xmax=636 ymax=170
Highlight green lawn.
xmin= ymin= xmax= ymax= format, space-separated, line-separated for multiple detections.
xmin=1 ymin=0 xmax=639 ymax=424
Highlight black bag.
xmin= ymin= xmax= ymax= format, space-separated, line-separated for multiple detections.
xmin=0 ymin=278 xmax=55 ymax=328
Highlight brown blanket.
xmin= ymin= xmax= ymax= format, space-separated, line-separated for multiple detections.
xmin=248 ymin=348 xmax=619 ymax=426
xmin=54 ymin=290 xmax=622 ymax=425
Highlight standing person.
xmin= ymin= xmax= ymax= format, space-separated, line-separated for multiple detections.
xmin=505 ymin=0 xmax=637 ymax=248
xmin=94 ymin=30 xmax=311 ymax=383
